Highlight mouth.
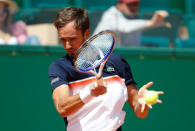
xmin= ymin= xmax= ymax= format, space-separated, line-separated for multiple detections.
xmin=66 ymin=49 xmax=75 ymax=55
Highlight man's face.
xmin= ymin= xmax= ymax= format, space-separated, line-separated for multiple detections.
xmin=0 ymin=2 xmax=7 ymax=22
xmin=122 ymin=2 xmax=140 ymax=17
xmin=58 ymin=21 xmax=90 ymax=57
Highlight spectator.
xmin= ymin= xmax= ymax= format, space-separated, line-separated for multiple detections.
xmin=10 ymin=20 xmax=41 ymax=45
xmin=0 ymin=0 xmax=18 ymax=45
xmin=93 ymin=0 xmax=170 ymax=46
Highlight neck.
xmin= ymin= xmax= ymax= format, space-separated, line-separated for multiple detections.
xmin=116 ymin=4 xmax=138 ymax=19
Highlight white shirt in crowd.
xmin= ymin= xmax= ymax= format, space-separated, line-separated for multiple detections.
xmin=0 ymin=37 xmax=18 ymax=45
xmin=93 ymin=6 xmax=147 ymax=46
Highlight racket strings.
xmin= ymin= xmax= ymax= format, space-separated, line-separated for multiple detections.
xmin=77 ymin=44 xmax=101 ymax=69
xmin=76 ymin=33 xmax=114 ymax=71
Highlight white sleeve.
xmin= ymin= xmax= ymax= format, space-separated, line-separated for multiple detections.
xmin=7 ymin=37 xmax=18 ymax=45
xmin=93 ymin=13 xmax=116 ymax=35
xmin=116 ymin=19 xmax=147 ymax=33
xmin=0 ymin=38 xmax=5 ymax=44
xmin=93 ymin=7 xmax=147 ymax=34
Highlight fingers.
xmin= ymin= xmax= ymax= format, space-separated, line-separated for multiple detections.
xmin=156 ymin=91 xmax=164 ymax=95
xmin=90 ymin=83 xmax=107 ymax=97
xmin=141 ymin=104 xmax=145 ymax=112
xmin=91 ymin=85 xmax=106 ymax=90
xmin=142 ymin=81 xmax=154 ymax=89
xmin=147 ymin=104 xmax=152 ymax=109
xmin=157 ymin=99 xmax=162 ymax=104
xmin=156 ymin=10 xmax=169 ymax=18
xmin=91 ymin=87 xmax=107 ymax=96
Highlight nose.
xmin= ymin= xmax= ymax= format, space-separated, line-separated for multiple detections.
xmin=65 ymin=41 xmax=72 ymax=49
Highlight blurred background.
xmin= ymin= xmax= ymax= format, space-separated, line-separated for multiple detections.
xmin=11 ymin=0 xmax=195 ymax=48
xmin=0 ymin=0 xmax=195 ymax=131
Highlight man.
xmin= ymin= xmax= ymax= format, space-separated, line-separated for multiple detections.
xmin=93 ymin=0 xmax=170 ymax=46
xmin=49 ymin=7 xmax=163 ymax=131
xmin=0 ymin=0 xmax=18 ymax=44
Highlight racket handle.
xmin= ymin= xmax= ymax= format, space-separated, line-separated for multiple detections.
xmin=97 ymin=77 xmax=104 ymax=86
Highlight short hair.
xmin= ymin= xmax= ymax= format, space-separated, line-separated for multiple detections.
xmin=54 ymin=7 xmax=89 ymax=34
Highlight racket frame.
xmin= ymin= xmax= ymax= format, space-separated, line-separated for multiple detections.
xmin=74 ymin=30 xmax=116 ymax=86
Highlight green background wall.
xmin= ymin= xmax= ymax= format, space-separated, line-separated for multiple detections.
xmin=0 ymin=45 xmax=195 ymax=131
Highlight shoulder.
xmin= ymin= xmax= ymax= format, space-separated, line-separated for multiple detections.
xmin=108 ymin=53 xmax=126 ymax=66
xmin=102 ymin=6 xmax=118 ymax=16
xmin=108 ymin=53 xmax=130 ymax=67
xmin=49 ymin=55 xmax=72 ymax=70
xmin=49 ymin=57 xmax=64 ymax=67
xmin=109 ymin=53 xmax=124 ymax=61
xmin=105 ymin=6 xmax=118 ymax=13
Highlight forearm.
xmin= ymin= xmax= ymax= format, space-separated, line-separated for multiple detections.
xmin=57 ymin=94 xmax=85 ymax=117
xmin=94 ymin=18 xmax=147 ymax=35
xmin=53 ymin=85 xmax=93 ymax=117
xmin=127 ymin=84 xmax=148 ymax=119
xmin=133 ymin=94 xmax=149 ymax=119
xmin=117 ymin=19 xmax=147 ymax=33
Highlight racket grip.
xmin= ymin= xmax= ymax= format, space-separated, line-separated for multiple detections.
xmin=97 ymin=77 xmax=104 ymax=86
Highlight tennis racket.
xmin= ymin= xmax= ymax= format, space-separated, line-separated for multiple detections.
xmin=74 ymin=30 xmax=116 ymax=86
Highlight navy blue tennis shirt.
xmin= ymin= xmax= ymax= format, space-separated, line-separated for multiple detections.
xmin=48 ymin=53 xmax=136 ymax=91
xmin=48 ymin=53 xmax=136 ymax=130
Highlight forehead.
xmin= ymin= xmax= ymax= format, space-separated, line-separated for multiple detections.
xmin=126 ymin=2 xmax=139 ymax=6
xmin=58 ymin=21 xmax=82 ymax=38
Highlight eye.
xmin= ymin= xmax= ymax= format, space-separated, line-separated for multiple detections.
xmin=60 ymin=38 xmax=66 ymax=42
xmin=70 ymin=38 xmax=76 ymax=41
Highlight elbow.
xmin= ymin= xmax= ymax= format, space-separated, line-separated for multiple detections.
xmin=58 ymin=107 xmax=68 ymax=118
xmin=56 ymin=103 xmax=70 ymax=117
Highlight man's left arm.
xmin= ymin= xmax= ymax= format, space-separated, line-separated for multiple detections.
xmin=127 ymin=81 xmax=164 ymax=119
xmin=127 ymin=83 xmax=148 ymax=119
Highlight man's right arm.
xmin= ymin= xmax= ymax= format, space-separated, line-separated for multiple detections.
xmin=94 ymin=9 xmax=170 ymax=35
xmin=52 ymin=83 xmax=107 ymax=117
xmin=52 ymin=84 xmax=85 ymax=117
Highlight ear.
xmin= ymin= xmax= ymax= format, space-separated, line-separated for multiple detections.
xmin=84 ymin=29 xmax=90 ymax=40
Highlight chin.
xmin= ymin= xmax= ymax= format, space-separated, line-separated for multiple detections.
xmin=69 ymin=53 xmax=75 ymax=58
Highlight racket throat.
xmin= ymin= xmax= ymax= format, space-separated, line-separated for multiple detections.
xmin=96 ymin=77 xmax=104 ymax=86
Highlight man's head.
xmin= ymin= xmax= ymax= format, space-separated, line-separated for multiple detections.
xmin=10 ymin=20 xmax=28 ymax=37
xmin=0 ymin=0 xmax=18 ymax=31
xmin=54 ymin=7 xmax=90 ymax=57
xmin=117 ymin=0 xmax=140 ymax=18
xmin=0 ymin=0 xmax=18 ymax=14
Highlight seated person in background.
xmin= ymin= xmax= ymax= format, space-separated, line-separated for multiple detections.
xmin=93 ymin=0 xmax=171 ymax=46
xmin=10 ymin=20 xmax=41 ymax=45
xmin=0 ymin=0 xmax=18 ymax=45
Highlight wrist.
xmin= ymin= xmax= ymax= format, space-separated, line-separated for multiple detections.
xmin=79 ymin=87 xmax=93 ymax=104
xmin=145 ymin=20 xmax=154 ymax=28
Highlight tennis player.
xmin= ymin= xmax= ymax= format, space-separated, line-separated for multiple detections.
xmin=48 ymin=7 xmax=164 ymax=131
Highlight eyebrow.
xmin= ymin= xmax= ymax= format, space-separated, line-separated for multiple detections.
xmin=59 ymin=34 xmax=78 ymax=39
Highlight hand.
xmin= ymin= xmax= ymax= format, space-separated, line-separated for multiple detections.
xmin=90 ymin=82 xmax=107 ymax=97
xmin=79 ymin=82 xmax=107 ymax=104
xmin=137 ymin=82 xmax=164 ymax=112
xmin=147 ymin=10 xmax=171 ymax=28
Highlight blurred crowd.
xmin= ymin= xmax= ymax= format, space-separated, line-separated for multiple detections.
xmin=0 ymin=0 xmax=40 ymax=45
xmin=0 ymin=0 xmax=194 ymax=48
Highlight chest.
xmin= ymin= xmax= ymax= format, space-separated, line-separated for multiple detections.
xmin=66 ymin=61 xmax=119 ymax=83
